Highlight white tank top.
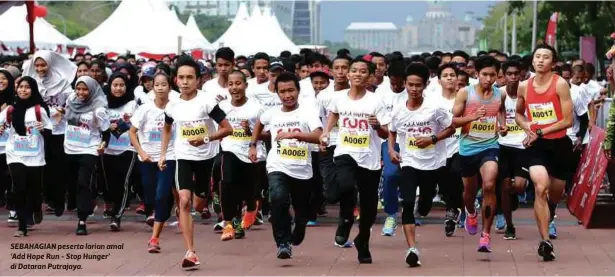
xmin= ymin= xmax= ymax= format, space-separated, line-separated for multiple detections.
xmin=498 ymin=94 xmax=526 ymax=149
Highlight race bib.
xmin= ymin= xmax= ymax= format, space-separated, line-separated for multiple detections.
xmin=108 ymin=134 xmax=131 ymax=151
xmin=13 ymin=135 xmax=39 ymax=156
xmin=469 ymin=116 xmax=496 ymax=139
xmin=277 ymin=140 xmax=309 ymax=165
xmin=506 ymin=118 xmax=524 ymax=134
xmin=148 ymin=129 xmax=162 ymax=142
xmin=529 ymin=102 xmax=557 ymax=125
xmin=340 ymin=130 xmax=370 ymax=152
xmin=230 ymin=128 xmax=251 ymax=142
xmin=406 ymin=136 xmax=435 ymax=152
xmin=66 ymin=125 xmax=92 ymax=146
xmin=180 ymin=121 xmax=208 ymax=140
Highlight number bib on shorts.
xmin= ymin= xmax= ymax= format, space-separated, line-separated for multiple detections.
xmin=469 ymin=116 xmax=496 ymax=139
xmin=277 ymin=140 xmax=309 ymax=165
xmin=66 ymin=125 xmax=92 ymax=146
xmin=108 ymin=133 xmax=131 ymax=151
xmin=506 ymin=118 xmax=524 ymax=134
xmin=406 ymin=136 xmax=435 ymax=153
xmin=180 ymin=120 xmax=208 ymax=141
xmin=12 ymin=134 xmax=39 ymax=156
xmin=340 ymin=129 xmax=370 ymax=152
xmin=529 ymin=102 xmax=557 ymax=125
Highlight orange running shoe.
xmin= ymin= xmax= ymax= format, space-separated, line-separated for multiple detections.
xmin=181 ymin=251 xmax=200 ymax=270
xmin=242 ymin=210 xmax=257 ymax=230
xmin=221 ymin=223 xmax=235 ymax=241
xmin=148 ymin=237 xmax=161 ymax=253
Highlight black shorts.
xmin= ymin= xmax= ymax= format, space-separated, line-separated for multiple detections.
xmin=175 ymin=158 xmax=214 ymax=197
xmin=524 ymin=136 xmax=572 ymax=181
xmin=498 ymin=145 xmax=530 ymax=181
xmin=459 ymin=148 xmax=499 ymax=178
xmin=221 ymin=151 xmax=265 ymax=198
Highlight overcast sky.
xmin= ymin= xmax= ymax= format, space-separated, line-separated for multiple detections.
xmin=320 ymin=0 xmax=496 ymax=42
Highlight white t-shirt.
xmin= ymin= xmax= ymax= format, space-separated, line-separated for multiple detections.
xmin=131 ymin=101 xmax=176 ymax=162
xmin=380 ymin=87 xmax=408 ymax=123
xmin=261 ymin=105 xmax=322 ymax=180
xmin=105 ymin=101 xmax=138 ymax=155
xmin=389 ymin=101 xmax=451 ymax=170
xmin=498 ymin=93 xmax=526 ymax=149
xmin=164 ymin=91 xmax=220 ymax=161
xmin=568 ymin=84 xmax=590 ymax=145
xmin=425 ymin=91 xmax=460 ymax=158
xmin=246 ymin=79 xmax=270 ymax=102
xmin=202 ymin=77 xmax=231 ymax=102
xmin=0 ymin=106 xmax=53 ymax=166
xmin=299 ymin=78 xmax=317 ymax=103
xmin=469 ymin=77 xmax=479 ymax=85
xmin=0 ymin=106 xmax=8 ymax=155
xmin=316 ymin=89 xmax=342 ymax=146
xmin=328 ymin=90 xmax=389 ymax=170
xmin=45 ymin=91 xmax=70 ymax=135
xmin=219 ymin=98 xmax=266 ymax=163
xmin=64 ymin=107 xmax=110 ymax=156
xmin=134 ymin=86 xmax=180 ymax=106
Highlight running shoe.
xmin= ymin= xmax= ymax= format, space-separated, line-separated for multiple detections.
xmin=307 ymin=220 xmax=318 ymax=226
xmin=136 ymin=203 xmax=146 ymax=215
xmin=548 ymin=220 xmax=557 ymax=239
xmin=103 ymin=203 xmax=112 ymax=219
xmin=464 ymin=210 xmax=478 ymax=235
xmin=537 ymin=240 xmax=556 ymax=261
xmin=405 ymin=247 xmax=421 ymax=267
xmin=109 ymin=217 xmax=121 ymax=232
xmin=495 ymin=214 xmax=506 ymax=232
xmin=200 ymin=208 xmax=212 ymax=220
xmin=241 ymin=210 xmax=257 ymax=230
xmin=13 ymin=230 xmax=26 ymax=237
xmin=334 ymin=218 xmax=353 ymax=248
xmin=444 ymin=208 xmax=460 ymax=237
xmin=45 ymin=204 xmax=55 ymax=214
xmin=477 ymin=232 xmax=492 ymax=253
xmin=146 ymin=215 xmax=155 ymax=227
xmin=354 ymin=237 xmax=372 ymax=264
xmin=181 ymin=251 xmax=200 ymax=270
xmin=255 ymin=211 xmax=264 ymax=225
xmin=503 ymin=225 xmax=516 ymax=240
xmin=7 ymin=210 xmax=17 ymax=224
xmin=148 ymin=237 xmax=161 ymax=253
xmin=457 ymin=210 xmax=465 ymax=228
xmin=233 ymin=217 xmax=245 ymax=239
xmin=213 ymin=221 xmax=225 ymax=233
xmin=381 ymin=216 xmax=397 ymax=236
xmin=277 ymin=243 xmax=292 ymax=259
xmin=76 ymin=221 xmax=88 ymax=236
xmin=221 ymin=223 xmax=235 ymax=241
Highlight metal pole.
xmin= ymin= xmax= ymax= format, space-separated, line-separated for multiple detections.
xmin=531 ymin=0 xmax=538 ymax=50
xmin=503 ymin=12 xmax=508 ymax=54
xmin=512 ymin=13 xmax=517 ymax=54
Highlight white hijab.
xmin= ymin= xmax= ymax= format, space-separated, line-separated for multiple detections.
xmin=23 ymin=50 xmax=77 ymax=100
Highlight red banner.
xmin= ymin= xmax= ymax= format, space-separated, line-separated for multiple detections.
xmin=567 ymin=127 xmax=608 ymax=227
xmin=580 ymin=36 xmax=597 ymax=65
xmin=545 ymin=12 xmax=558 ymax=47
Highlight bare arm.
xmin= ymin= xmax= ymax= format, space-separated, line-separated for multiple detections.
xmin=293 ymin=128 xmax=323 ymax=144
xmin=128 ymin=126 xmax=145 ymax=156
xmin=515 ymin=81 xmax=532 ymax=132
xmin=375 ymin=125 xmax=389 ymax=139
xmin=498 ymin=93 xmax=507 ymax=127
xmin=208 ymin=119 xmax=233 ymax=141
xmin=437 ymin=125 xmax=456 ymax=141
xmin=323 ymin=112 xmax=339 ymax=134
xmin=388 ymin=130 xmax=397 ymax=151
xmin=452 ymin=88 xmax=477 ymax=127
xmin=250 ymin=119 xmax=265 ymax=144
xmin=160 ymin=123 xmax=172 ymax=158
xmin=541 ymin=78 xmax=573 ymax=135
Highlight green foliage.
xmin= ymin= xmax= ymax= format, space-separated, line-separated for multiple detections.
xmin=192 ymin=14 xmax=231 ymax=43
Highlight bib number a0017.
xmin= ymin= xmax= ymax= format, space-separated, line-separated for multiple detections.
xmin=277 ymin=140 xmax=308 ymax=165
xmin=469 ymin=116 xmax=496 ymax=139
xmin=340 ymin=130 xmax=370 ymax=152
xmin=528 ymin=102 xmax=557 ymax=125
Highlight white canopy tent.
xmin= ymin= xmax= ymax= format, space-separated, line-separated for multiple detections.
xmin=185 ymin=13 xmax=211 ymax=48
xmin=0 ymin=4 xmax=74 ymax=49
xmin=74 ymin=0 xmax=208 ymax=55
xmin=213 ymin=2 xmax=250 ymax=48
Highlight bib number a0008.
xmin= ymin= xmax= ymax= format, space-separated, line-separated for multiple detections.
xmin=180 ymin=121 xmax=208 ymax=141
xmin=528 ymin=102 xmax=557 ymax=125
xmin=276 ymin=140 xmax=308 ymax=165
xmin=469 ymin=116 xmax=496 ymax=139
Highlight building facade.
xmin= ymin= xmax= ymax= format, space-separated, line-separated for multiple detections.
xmin=344 ymin=22 xmax=399 ymax=53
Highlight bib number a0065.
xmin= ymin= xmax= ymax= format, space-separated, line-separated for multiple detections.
xmin=469 ymin=116 xmax=496 ymax=139
xmin=528 ymin=102 xmax=557 ymax=125
xmin=276 ymin=140 xmax=308 ymax=165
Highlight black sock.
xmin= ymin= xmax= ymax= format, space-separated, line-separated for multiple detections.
xmin=548 ymin=202 xmax=557 ymax=222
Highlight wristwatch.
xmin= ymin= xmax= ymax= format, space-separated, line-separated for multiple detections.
xmin=431 ymin=135 xmax=438 ymax=144
xmin=536 ymin=129 xmax=544 ymax=138
xmin=202 ymin=136 xmax=210 ymax=144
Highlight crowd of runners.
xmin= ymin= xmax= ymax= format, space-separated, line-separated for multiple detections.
xmin=0 ymin=43 xmax=609 ymax=270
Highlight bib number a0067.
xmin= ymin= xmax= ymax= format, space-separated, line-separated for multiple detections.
xmin=340 ymin=130 xmax=370 ymax=152
xmin=528 ymin=102 xmax=557 ymax=125
xmin=276 ymin=140 xmax=308 ymax=165
xmin=469 ymin=116 xmax=496 ymax=139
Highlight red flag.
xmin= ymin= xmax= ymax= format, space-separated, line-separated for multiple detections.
xmin=545 ymin=12 xmax=558 ymax=47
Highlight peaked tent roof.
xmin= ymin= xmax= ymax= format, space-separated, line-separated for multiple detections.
xmin=0 ymin=4 xmax=74 ymax=48
xmin=213 ymin=2 xmax=249 ymax=48
xmin=186 ymin=13 xmax=211 ymax=47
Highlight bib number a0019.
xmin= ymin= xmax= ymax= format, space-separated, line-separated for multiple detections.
xmin=528 ymin=102 xmax=557 ymax=125
xmin=469 ymin=116 xmax=496 ymax=139
xmin=12 ymin=134 xmax=39 ymax=156
xmin=340 ymin=130 xmax=370 ymax=152
xmin=277 ymin=140 xmax=308 ymax=165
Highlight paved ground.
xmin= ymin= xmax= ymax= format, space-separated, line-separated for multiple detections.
xmin=0 ymin=205 xmax=613 ymax=276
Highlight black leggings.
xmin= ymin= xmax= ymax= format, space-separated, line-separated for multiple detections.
xmin=43 ymin=134 xmax=68 ymax=210
xmin=8 ymin=164 xmax=43 ymax=232
xmin=66 ymin=154 xmax=98 ymax=221
xmin=308 ymin=152 xmax=323 ymax=221
xmin=220 ymin=151 xmax=260 ymax=221
xmin=334 ymin=154 xmax=380 ymax=241
xmin=102 ymin=152 xmax=136 ymax=218
xmin=400 ymin=166 xmax=438 ymax=225
xmin=0 ymin=154 xmax=14 ymax=209
xmin=437 ymin=154 xmax=464 ymax=212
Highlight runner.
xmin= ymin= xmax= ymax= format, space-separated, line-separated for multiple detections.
xmin=128 ymin=72 xmax=177 ymax=252
xmin=320 ymin=58 xmax=389 ymax=264
xmin=0 ymin=76 xmax=53 ymax=237
xmin=425 ymin=63 xmax=464 ymax=237
xmin=496 ymin=60 xmax=529 ymax=240
xmin=452 ymin=55 xmax=507 ymax=253
xmin=0 ymin=69 xmax=15 ymax=223
xmin=514 ymin=44 xmax=573 ymax=261
xmin=218 ymin=71 xmax=266 ymax=240
xmin=248 ymin=72 xmax=323 ymax=259
xmin=388 ymin=63 xmax=455 ymax=266
xmin=160 ymin=56 xmax=232 ymax=270
xmin=203 ymin=47 xmax=234 ymax=102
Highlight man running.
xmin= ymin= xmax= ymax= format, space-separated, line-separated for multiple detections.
xmin=515 ymin=44 xmax=573 ymax=261
xmin=452 ymin=55 xmax=507 ymax=253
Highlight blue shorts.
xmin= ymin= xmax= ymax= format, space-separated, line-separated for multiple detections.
xmin=459 ymin=148 xmax=499 ymax=178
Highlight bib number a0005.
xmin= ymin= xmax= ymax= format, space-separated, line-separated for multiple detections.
xmin=469 ymin=116 xmax=496 ymax=139
xmin=276 ymin=140 xmax=308 ymax=165
xmin=528 ymin=102 xmax=557 ymax=125
xmin=506 ymin=118 xmax=524 ymax=134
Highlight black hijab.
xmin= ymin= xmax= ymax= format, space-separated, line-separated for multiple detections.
xmin=114 ymin=63 xmax=138 ymax=93
xmin=106 ymin=72 xmax=134 ymax=109
xmin=12 ymin=76 xmax=50 ymax=136
xmin=0 ymin=69 xmax=15 ymax=107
